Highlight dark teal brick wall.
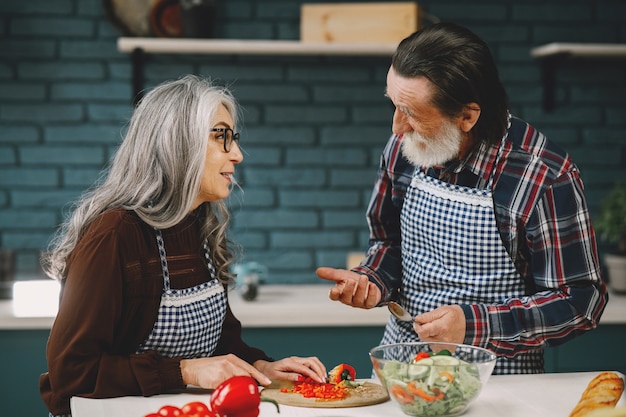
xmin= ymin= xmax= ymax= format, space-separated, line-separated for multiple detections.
xmin=1 ymin=0 xmax=625 ymax=285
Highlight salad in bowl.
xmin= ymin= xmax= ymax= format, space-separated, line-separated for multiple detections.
xmin=369 ymin=342 xmax=497 ymax=416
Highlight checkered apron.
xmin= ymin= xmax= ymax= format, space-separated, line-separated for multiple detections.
xmin=380 ymin=138 xmax=543 ymax=374
xmin=135 ymin=229 xmax=226 ymax=358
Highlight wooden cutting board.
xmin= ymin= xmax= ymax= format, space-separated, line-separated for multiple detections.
xmin=261 ymin=380 xmax=389 ymax=408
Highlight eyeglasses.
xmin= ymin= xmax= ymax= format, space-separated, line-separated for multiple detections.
xmin=210 ymin=127 xmax=240 ymax=152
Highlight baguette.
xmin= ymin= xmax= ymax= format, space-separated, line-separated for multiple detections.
xmin=569 ymin=372 xmax=625 ymax=417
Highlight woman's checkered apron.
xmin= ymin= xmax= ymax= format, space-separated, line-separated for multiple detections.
xmin=135 ymin=229 xmax=227 ymax=358
xmin=380 ymin=138 xmax=543 ymax=374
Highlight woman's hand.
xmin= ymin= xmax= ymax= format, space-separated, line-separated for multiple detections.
xmin=316 ymin=267 xmax=381 ymax=309
xmin=254 ymin=356 xmax=327 ymax=384
xmin=180 ymin=354 xmax=272 ymax=388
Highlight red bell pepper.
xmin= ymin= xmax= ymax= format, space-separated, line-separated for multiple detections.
xmin=328 ymin=363 xmax=356 ymax=384
xmin=209 ymin=375 xmax=279 ymax=417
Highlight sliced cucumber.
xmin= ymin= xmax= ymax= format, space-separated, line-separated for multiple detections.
xmin=429 ymin=356 xmax=460 ymax=366
xmin=386 ymin=378 xmax=408 ymax=389
xmin=408 ymin=363 xmax=430 ymax=380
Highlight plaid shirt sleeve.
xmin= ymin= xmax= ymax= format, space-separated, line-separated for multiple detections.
xmin=352 ymin=134 xmax=412 ymax=303
xmin=462 ymin=119 xmax=608 ymax=356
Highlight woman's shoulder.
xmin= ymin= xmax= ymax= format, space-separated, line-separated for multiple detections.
xmin=93 ymin=208 xmax=138 ymax=226
xmin=85 ymin=208 xmax=146 ymax=238
xmin=72 ymin=209 xmax=154 ymax=261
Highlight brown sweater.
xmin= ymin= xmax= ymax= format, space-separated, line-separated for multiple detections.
xmin=39 ymin=208 xmax=271 ymax=415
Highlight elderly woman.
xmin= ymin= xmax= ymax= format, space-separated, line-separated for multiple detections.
xmin=40 ymin=75 xmax=326 ymax=417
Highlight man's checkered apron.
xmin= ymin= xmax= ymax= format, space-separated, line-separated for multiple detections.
xmin=135 ymin=229 xmax=226 ymax=358
xmin=380 ymin=138 xmax=543 ymax=374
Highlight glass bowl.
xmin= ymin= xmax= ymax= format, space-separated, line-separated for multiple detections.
xmin=370 ymin=342 xmax=497 ymax=416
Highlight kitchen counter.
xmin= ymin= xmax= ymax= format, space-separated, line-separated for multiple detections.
xmin=4 ymin=285 xmax=626 ymax=417
xmin=1 ymin=282 xmax=626 ymax=329
xmin=70 ymin=371 xmax=625 ymax=417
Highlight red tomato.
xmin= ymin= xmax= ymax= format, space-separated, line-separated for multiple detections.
xmin=181 ymin=401 xmax=214 ymax=417
xmin=144 ymin=414 xmax=161 ymax=417
xmin=157 ymin=405 xmax=183 ymax=417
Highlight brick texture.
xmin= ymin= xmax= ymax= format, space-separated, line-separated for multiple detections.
xmin=0 ymin=0 xmax=625 ymax=281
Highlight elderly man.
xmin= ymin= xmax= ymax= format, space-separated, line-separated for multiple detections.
xmin=317 ymin=22 xmax=607 ymax=374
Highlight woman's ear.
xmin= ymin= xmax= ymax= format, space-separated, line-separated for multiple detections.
xmin=459 ymin=103 xmax=481 ymax=132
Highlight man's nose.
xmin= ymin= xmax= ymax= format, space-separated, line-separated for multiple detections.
xmin=392 ymin=109 xmax=412 ymax=136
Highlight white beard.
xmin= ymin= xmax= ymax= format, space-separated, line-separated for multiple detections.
xmin=400 ymin=119 xmax=463 ymax=167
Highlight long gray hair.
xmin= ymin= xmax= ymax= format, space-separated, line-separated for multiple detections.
xmin=43 ymin=75 xmax=240 ymax=283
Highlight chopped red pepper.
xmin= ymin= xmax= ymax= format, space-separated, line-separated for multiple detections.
xmin=407 ymin=382 xmax=445 ymax=402
xmin=414 ymin=352 xmax=431 ymax=362
xmin=389 ymin=384 xmax=414 ymax=405
xmin=283 ymin=363 xmax=357 ymax=400
xmin=286 ymin=376 xmax=348 ymax=400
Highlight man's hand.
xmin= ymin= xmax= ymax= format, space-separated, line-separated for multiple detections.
xmin=316 ymin=267 xmax=381 ymax=309
xmin=413 ymin=305 xmax=466 ymax=344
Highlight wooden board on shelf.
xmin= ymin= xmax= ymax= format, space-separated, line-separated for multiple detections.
xmin=300 ymin=2 xmax=419 ymax=44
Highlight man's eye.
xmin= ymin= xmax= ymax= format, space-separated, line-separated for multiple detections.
xmin=401 ymin=108 xmax=415 ymax=119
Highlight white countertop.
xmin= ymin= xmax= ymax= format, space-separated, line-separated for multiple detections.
xmin=228 ymin=284 xmax=389 ymax=327
xmin=1 ymin=282 xmax=625 ymax=330
xmin=70 ymin=372 xmax=625 ymax=417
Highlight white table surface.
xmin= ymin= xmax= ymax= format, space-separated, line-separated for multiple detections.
xmin=71 ymin=371 xmax=625 ymax=417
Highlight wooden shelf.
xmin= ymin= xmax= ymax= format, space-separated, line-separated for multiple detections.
xmin=530 ymin=42 xmax=626 ymax=59
xmin=530 ymin=42 xmax=626 ymax=111
xmin=117 ymin=37 xmax=398 ymax=56
xmin=117 ymin=37 xmax=397 ymax=104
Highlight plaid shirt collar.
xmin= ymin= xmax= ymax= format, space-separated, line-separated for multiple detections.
xmin=436 ymin=138 xmax=500 ymax=184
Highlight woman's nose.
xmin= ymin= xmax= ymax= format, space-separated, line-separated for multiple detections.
xmin=230 ymin=142 xmax=244 ymax=163
xmin=392 ymin=109 xmax=412 ymax=136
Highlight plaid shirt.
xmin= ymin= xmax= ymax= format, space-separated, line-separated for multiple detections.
xmin=355 ymin=116 xmax=608 ymax=357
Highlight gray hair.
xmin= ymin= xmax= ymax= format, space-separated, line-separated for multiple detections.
xmin=44 ymin=75 xmax=240 ymax=283
xmin=392 ymin=22 xmax=509 ymax=145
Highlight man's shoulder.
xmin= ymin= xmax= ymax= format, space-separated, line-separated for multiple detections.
xmin=506 ymin=117 xmax=574 ymax=177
